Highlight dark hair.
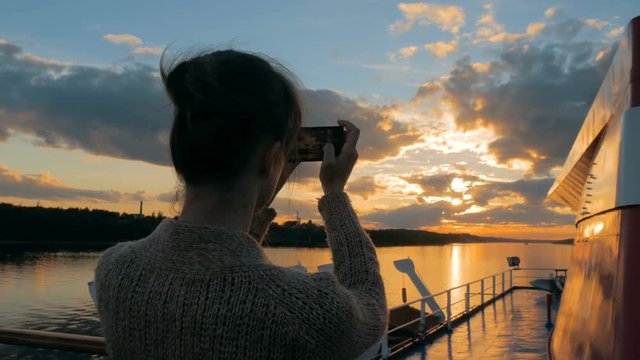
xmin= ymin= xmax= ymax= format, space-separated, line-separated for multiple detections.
xmin=161 ymin=49 xmax=302 ymax=188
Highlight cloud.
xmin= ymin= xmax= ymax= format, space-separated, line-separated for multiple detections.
xmin=22 ymin=53 xmax=63 ymax=66
xmin=454 ymin=203 xmax=573 ymax=225
xmin=412 ymin=80 xmax=443 ymax=102
xmin=0 ymin=39 xmax=172 ymax=165
xmin=365 ymin=174 xmax=574 ymax=228
xmin=424 ymin=39 xmax=458 ymax=58
xmin=398 ymin=45 xmax=419 ymax=59
xmin=545 ymin=7 xmax=557 ymax=18
xmin=607 ymin=27 xmax=624 ymax=39
xmin=301 ymin=89 xmax=421 ymax=162
xmin=156 ymin=191 xmax=176 ymax=203
xmin=346 ymin=176 xmax=383 ymax=200
xmin=365 ymin=201 xmax=457 ymax=228
xmin=0 ymin=127 xmax=9 ymax=141
xmin=0 ymin=40 xmax=419 ymax=173
xmin=474 ymin=4 xmax=546 ymax=43
xmin=404 ymin=173 xmax=480 ymax=197
xmin=390 ymin=3 xmax=465 ymax=34
xmin=470 ymin=62 xmax=491 ymax=73
xmin=468 ymin=177 xmax=556 ymax=206
xmin=388 ymin=46 xmax=420 ymax=61
xmin=526 ymin=22 xmax=546 ymax=36
xmin=414 ymin=18 xmax=615 ymax=174
xmin=103 ymin=34 xmax=164 ymax=57
xmin=583 ymin=18 xmax=607 ymax=30
xmin=0 ymin=164 xmax=148 ymax=203
xmin=132 ymin=47 xmax=164 ymax=56
xmin=103 ymin=33 xmax=143 ymax=47
xmin=595 ymin=48 xmax=611 ymax=61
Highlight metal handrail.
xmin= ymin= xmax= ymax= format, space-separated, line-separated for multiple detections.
xmin=379 ymin=267 xmax=560 ymax=359
xmin=387 ymin=268 xmax=519 ymax=311
xmin=0 ymin=327 xmax=106 ymax=355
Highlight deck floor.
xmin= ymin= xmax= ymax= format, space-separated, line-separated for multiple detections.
xmin=398 ymin=289 xmax=557 ymax=360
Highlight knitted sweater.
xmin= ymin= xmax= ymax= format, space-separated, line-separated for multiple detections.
xmin=94 ymin=192 xmax=388 ymax=360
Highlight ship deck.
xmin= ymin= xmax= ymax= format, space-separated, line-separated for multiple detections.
xmin=397 ymin=288 xmax=557 ymax=359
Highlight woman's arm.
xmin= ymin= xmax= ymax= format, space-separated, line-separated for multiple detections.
xmin=319 ymin=191 xmax=384 ymax=296
xmin=310 ymin=120 xmax=387 ymax=357
xmin=315 ymin=191 xmax=387 ymax=358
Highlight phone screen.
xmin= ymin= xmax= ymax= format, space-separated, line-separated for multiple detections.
xmin=295 ymin=126 xmax=346 ymax=162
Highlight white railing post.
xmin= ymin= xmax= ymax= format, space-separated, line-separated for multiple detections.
xmin=419 ymin=299 xmax=426 ymax=334
xmin=481 ymin=279 xmax=485 ymax=305
xmin=492 ymin=275 xmax=496 ymax=299
xmin=510 ymin=269 xmax=513 ymax=289
xmin=465 ymin=284 xmax=470 ymax=314
xmin=446 ymin=289 xmax=452 ymax=330
xmin=381 ymin=333 xmax=389 ymax=359
xmin=501 ymin=272 xmax=505 ymax=294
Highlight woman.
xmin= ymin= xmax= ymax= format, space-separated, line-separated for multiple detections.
xmin=94 ymin=49 xmax=388 ymax=359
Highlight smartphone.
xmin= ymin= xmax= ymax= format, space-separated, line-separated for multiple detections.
xmin=295 ymin=126 xmax=346 ymax=162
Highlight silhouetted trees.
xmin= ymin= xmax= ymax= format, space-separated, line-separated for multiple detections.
xmin=0 ymin=202 xmax=163 ymax=244
xmin=0 ymin=203 xmax=572 ymax=249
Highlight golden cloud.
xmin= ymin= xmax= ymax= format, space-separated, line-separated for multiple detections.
xmin=424 ymin=39 xmax=458 ymax=58
xmin=0 ymin=164 xmax=151 ymax=202
xmin=398 ymin=45 xmax=419 ymax=58
xmin=390 ymin=3 xmax=465 ymax=34
xmin=526 ymin=22 xmax=546 ymax=36
xmin=544 ymin=7 xmax=557 ymax=18
xmin=471 ymin=62 xmax=491 ymax=73
xmin=21 ymin=53 xmax=63 ymax=66
xmin=103 ymin=33 xmax=143 ymax=47
xmin=582 ymin=18 xmax=607 ymax=30
xmin=607 ymin=27 xmax=624 ymax=39
xmin=474 ymin=4 xmax=546 ymax=44
xmin=133 ymin=47 xmax=164 ymax=56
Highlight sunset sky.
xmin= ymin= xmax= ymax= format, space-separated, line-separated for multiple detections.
xmin=0 ymin=0 xmax=636 ymax=239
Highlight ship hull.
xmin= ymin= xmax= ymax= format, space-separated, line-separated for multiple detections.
xmin=551 ymin=206 xmax=640 ymax=359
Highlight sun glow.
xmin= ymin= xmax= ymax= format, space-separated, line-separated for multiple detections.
xmin=421 ymin=195 xmax=465 ymax=206
xmin=421 ymin=113 xmax=498 ymax=155
xmin=450 ymin=177 xmax=470 ymax=193
xmin=456 ymin=205 xmax=487 ymax=215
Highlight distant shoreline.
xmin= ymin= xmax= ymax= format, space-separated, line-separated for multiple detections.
xmin=0 ymin=238 xmax=573 ymax=251
xmin=0 ymin=202 xmax=574 ymax=250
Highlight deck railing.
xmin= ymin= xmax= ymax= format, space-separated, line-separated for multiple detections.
xmin=377 ymin=267 xmax=564 ymax=359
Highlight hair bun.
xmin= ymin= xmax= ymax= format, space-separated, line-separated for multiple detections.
xmin=165 ymin=61 xmax=194 ymax=109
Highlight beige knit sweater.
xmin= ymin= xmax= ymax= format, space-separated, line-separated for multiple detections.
xmin=94 ymin=191 xmax=388 ymax=359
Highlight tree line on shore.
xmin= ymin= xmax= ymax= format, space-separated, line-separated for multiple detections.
xmin=0 ymin=202 xmax=572 ymax=248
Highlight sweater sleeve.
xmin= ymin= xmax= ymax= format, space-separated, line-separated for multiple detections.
xmin=312 ymin=191 xmax=388 ymax=358
xmin=318 ymin=191 xmax=385 ymax=293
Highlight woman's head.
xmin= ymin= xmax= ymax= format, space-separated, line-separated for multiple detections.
xmin=161 ymin=49 xmax=302 ymax=206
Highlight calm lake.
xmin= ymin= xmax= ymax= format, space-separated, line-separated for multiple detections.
xmin=0 ymin=243 xmax=572 ymax=359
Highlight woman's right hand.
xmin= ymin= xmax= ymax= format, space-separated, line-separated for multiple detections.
xmin=320 ymin=120 xmax=360 ymax=195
